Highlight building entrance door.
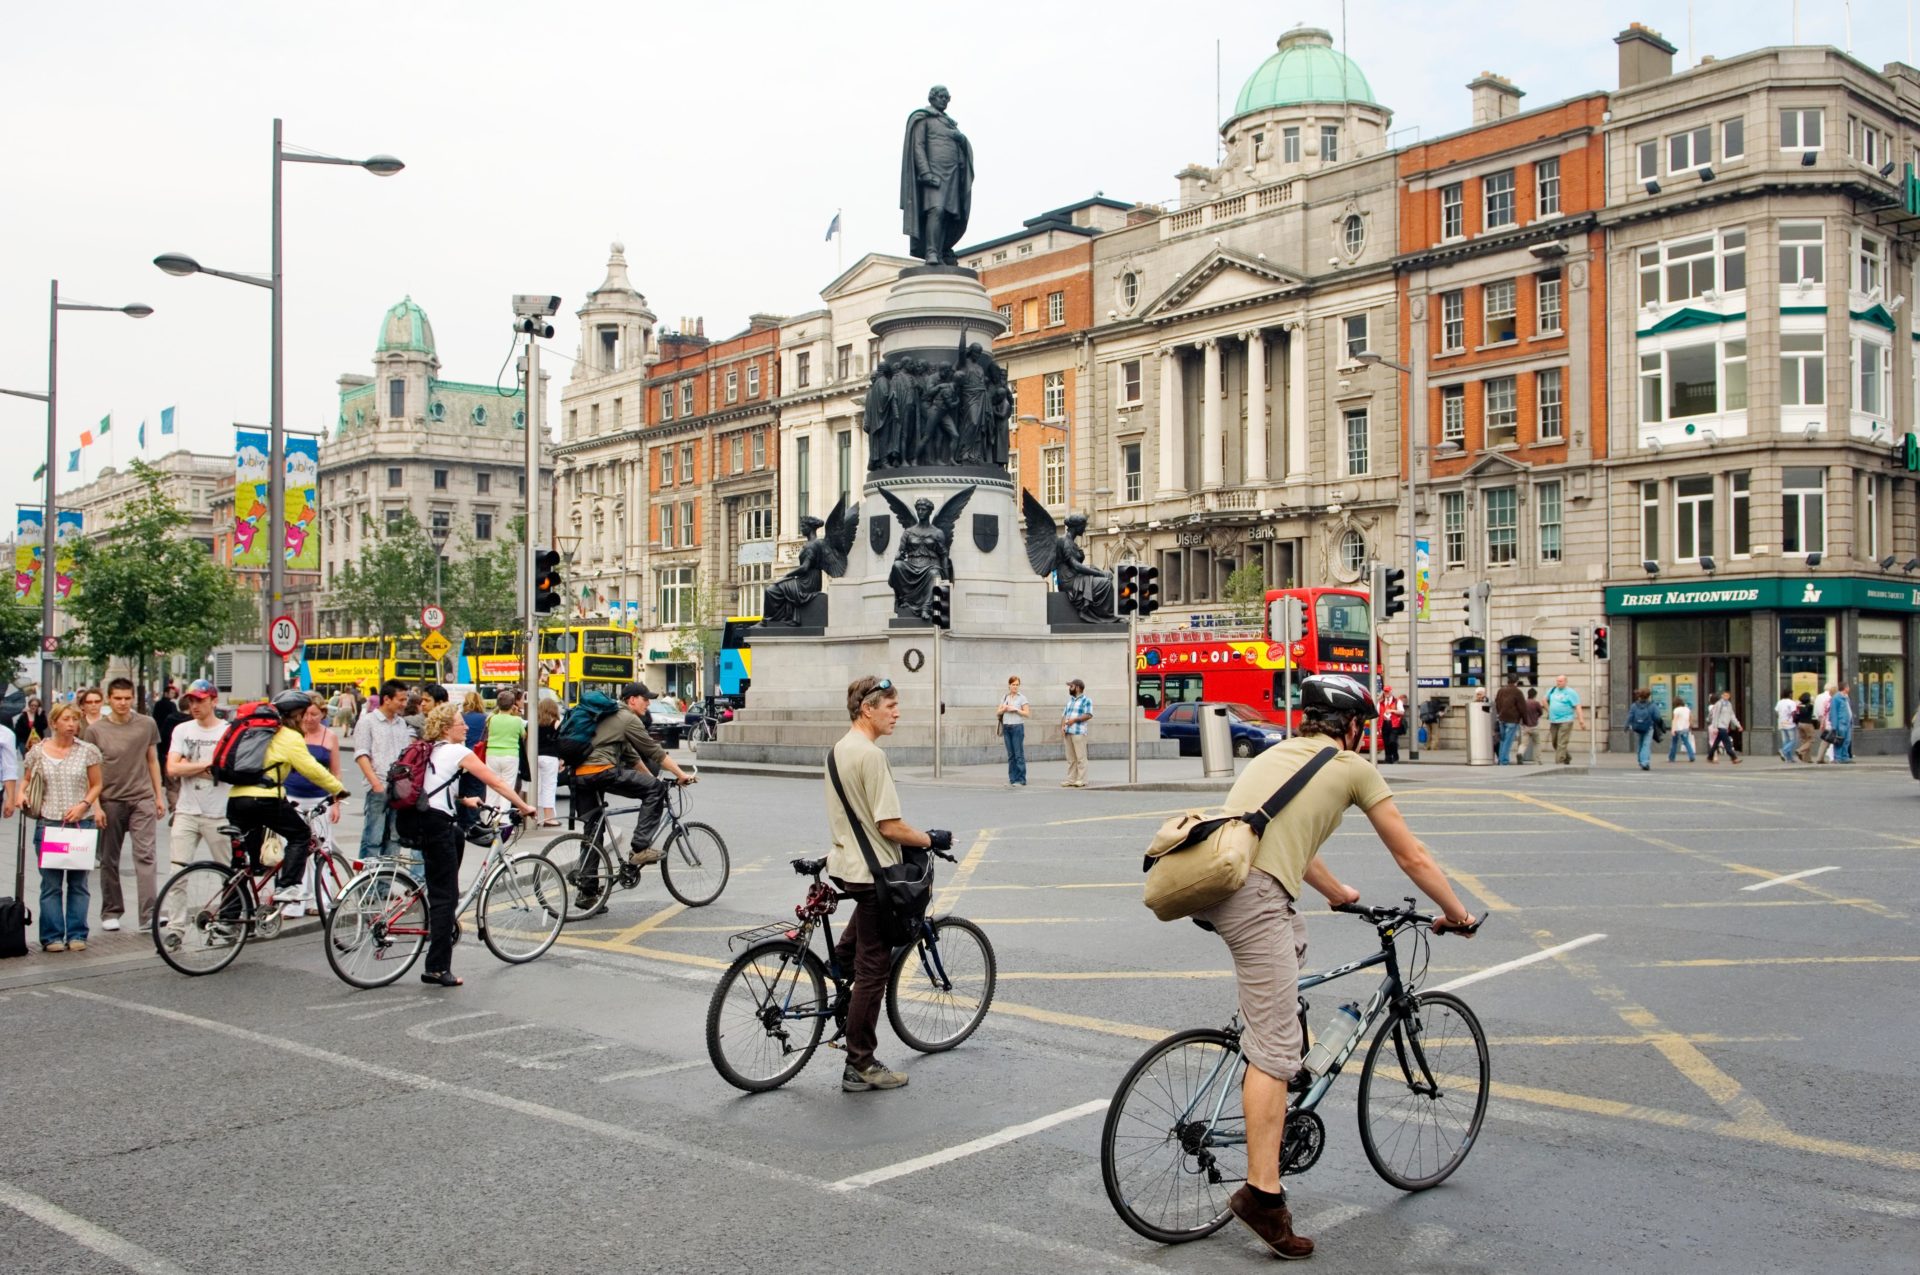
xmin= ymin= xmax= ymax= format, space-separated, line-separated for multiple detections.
xmin=1705 ymin=655 xmax=1749 ymax=746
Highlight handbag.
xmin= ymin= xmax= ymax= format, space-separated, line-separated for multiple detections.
xmin=21 ymin=762 xmax=47 ymax=821
xmin=38 ymin=824 xmax=99 ymax=872
xmin=1141 ymin=745 xmax=1338 ymax=922
xmin=826 ymin=749 xmax=932 ymax=946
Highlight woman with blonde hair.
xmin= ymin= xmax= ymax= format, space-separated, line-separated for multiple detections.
xmin=535 ymin=697 xmax=562 ymax=826
xmin=24 ymin=704 xmax=104 ymax=951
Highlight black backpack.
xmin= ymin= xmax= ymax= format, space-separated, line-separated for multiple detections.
xmin=210 ymin=705 xmax=283 ymax=787
xmin=2 ymin=824 xmax=31 ymax=959
xmin=554 ymin=691 xmax=621 ymax=767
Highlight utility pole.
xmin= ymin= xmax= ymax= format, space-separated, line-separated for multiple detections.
xmin=1368 ymin=562 xmax=1381 ymax=766
xmin=1126 ymin=611 xmax=1138 ymax=784
xmin=522 ymin=334 xmax=542 ymax=776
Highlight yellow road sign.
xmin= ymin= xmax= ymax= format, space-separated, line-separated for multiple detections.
xmin=420 ymin=631 xmax=453 ymax=661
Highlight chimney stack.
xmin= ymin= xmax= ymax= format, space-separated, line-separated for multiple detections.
xmin=1468 ymin=73 xmax=1525 ymax=124
xmin=1616 ymin=22 xmax=1677 ymax=89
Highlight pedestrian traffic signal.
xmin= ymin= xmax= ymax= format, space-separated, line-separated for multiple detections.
xmin=1378 ymin=565 xmax=1407 ymax=619
xmin=1461 ymin=581 xmax=1491 ymax=635
xmin=930 ymin=581 xmax=952 ymax=630
xmin=534 ymin=549 xmax=563 ymax=615
xmin=1116 ymin=564 xmax=1139 ymax=615
xmin=1136 ymin=565 xmax=1161 ymax=617
xmin=1591 ymin=625 xmax=1609 ymax=661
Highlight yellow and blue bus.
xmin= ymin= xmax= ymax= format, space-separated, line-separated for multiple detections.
xmin=454 ymin=624 xmax=636 ymax=702
xmin=296 ymin=636 xmax=438 ymax=697
xmin=718 ymin=615 xmax=757 ymax=700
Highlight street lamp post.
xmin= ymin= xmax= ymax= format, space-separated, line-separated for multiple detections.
xmin=154 ymin=118 xmax=402 ymax=694
xmin=2 ymin=282 xmax=153 ymax=700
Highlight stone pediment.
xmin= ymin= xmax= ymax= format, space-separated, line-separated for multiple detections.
xmin=823 ymin=252 xmax=924 ymax=300
xmin=1460 ymin=451 xmax=1532 ymax=478
xmin=1144 ymin=250 xmax=1305 ymax=323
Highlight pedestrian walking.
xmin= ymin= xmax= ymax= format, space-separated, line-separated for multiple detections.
xmin=84 ymin=678 xmax=166 ymax=931
xmin=349 ymin=679 xmax=417 ymax=860
xmin=150 ymin=685 xmax=184 ymax=814
xmin=1492 ymin=677 xmax=1525 ymax=764
xmin=23 ymin=704 xmax=103 ymax=953
xmin=1520 ymin=687 xmax=1543 ymax=763
xmin=1811 ymin=684 xmax=1834 ymax=763
xmin=1828 ymin=680 xmax=1855 ymax=763
xmin=12 ymin=695 xmax=48 ymax=752
xmin=1705 ymin=690 xmax=1741 ymax=763
xmin=484 ymin=688 xmax=528 ymax=807
xmin=166 ymin=680 xmax=231 ymax=868
xmin=1667 ymin=698 xmax=1696 ymax=762
xmin=1625 ymin=688 xmax=1658 ymax=770
xmin=1378 ymin=686 xmax=1404 ymax=763
xmin=1774 ymin=693 xmax=1799 ymax=762
xmin=1546 ymin=675 xmax=1587 ymax=764
xmin=1793 ymin=693 xmax=1818 ymax=761
xmin=77 ymin=687 xmax=103 ymax=729
xmin=824 ymin=675 xmax=953 ymax=1093
xmin=996 ymin=675 xmax=1029 ymax=786
xmin=535 ymin=697 xmax=562 ymax=826
xmin=1060 ymin=678 xmax=1092 ymax=788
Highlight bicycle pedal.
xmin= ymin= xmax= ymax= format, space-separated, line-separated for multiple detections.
xmin=825 ymin=1038 xmax=846 ymax=1051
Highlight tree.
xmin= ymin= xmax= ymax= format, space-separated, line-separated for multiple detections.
xmin=331 ymin=511 xmax=436 ymax=683
xmin=63 ymin=460 xmax=254 ymax=694
xmin=0 ymin=596 xmax=40 ymax=687
xmin=444 ymin=531 xmax=522 ymax=637
xmin=1224 ymin=561 xmax=1268 ymax=626
xmin=668 ymin=574 xmax=725 ymax=695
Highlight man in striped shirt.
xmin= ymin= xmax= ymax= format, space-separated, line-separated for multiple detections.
xmin=1060 ymin=679 xmax=1092 ymax=788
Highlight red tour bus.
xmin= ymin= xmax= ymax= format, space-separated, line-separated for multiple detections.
xmin=1135 ymin=586 xmax=1377 ymax=727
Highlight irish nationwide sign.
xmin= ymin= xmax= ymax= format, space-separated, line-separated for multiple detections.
xmin=1605 ymin=576 xmax=1920 ymax=615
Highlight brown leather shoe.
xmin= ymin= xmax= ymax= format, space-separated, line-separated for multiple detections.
xmin=1228 ymin=1186 xmax=1314 ymax=1260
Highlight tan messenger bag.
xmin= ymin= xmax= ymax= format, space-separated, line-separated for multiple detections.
xmin=1141 ymin=745 xmax=1338 ymax=921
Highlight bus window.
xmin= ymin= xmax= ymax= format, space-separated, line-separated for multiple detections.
xmin=1272 ymin=674 xmax=1302 ymax=708
xmin=1166 ymin=673 xmax=1204 ymax=704
xmin=583 ymin=629 xmax=625 ymax=655
xmin=541 ymin=631 xmax=575 ymax=655
xmin=1317 ymin=596 xmax=1370 ymax=641
xmin=1136 ymin=674 xmax=1163 ymax=712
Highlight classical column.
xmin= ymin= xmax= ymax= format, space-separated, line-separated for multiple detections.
xmin=1156 ymin=347 xmax=1186 ymax=495
xmin=1201 ymin=339 xmax=1224 ymax=489
xmin=1285 ymin=322 xmax=1309 ymax=479
xmin=1245 ymin=329 xmax=1270 ymax=484
xmin=813 ymin=422 xmax=832 ymax=511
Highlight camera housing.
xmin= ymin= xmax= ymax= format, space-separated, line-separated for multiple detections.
xmin=512 ymin=294 xmax=562 ymax=319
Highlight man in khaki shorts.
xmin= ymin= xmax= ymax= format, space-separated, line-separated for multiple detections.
xmin=1198 ymin=673 xmax=1477 ymax=1260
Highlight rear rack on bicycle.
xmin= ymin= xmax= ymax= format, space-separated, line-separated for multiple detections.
xmin=726 ymin=920 xmax=799 ymax=952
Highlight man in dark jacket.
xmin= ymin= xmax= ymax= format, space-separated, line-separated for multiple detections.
xmin=1492 ymin=678 xmax=1526 ymax=765
xmin=572 ymin=683 xmax=696 ymax=880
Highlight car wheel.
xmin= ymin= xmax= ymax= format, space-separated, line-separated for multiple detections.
xmin=1233 ymin=739 xmax=1252 ymax=758
xmin=1910 ymin=743 xmax=1920 ymax=782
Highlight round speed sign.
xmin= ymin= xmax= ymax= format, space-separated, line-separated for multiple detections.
xmin=268 ymin=615 xmax=302 ymax=656
xmin=421 ymin=604 xmax=447 ymax=631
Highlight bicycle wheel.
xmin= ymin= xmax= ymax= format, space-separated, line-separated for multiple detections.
xmin=324 ymin=867 xmax=427 ymax=989
xmin=660 ymin=820 xmax=730 ymax=907
xmin=547 ymin=832 xmax=615 ymax=922
xmin=152 ymin=863 xmax=253 ymax=976
xmin=1100 ymin=1027 xmax=1247 ymax=1244
xmin=886 ymin=916 xmax=996 ymax=1052
xmin=307 ymin=850 xmax=353 ymax=926
xmin=1356 ymin=991 xmax=1490 ymax=1191
xmin=478 ymin=853 xmax=567 ymax=964
xmin=705 ymin=940 xmax=828 ymax=1092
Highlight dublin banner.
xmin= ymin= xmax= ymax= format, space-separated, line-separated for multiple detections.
xmin=13 ymin=507 xmax=43 ymax=604
xmin=1415 ymin=539 xmax=1431 ymax=620
xmin=235 ymin=430 xmax=321 ymax=570
xmin=54 ymin=510 xmax=81 ymax=603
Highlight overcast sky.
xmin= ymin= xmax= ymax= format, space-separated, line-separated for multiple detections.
xmin=1 ymin=1 xmax=1902 ymax=523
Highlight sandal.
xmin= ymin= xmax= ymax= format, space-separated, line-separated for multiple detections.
xmin=420 ymin=971 xmax=464 ymax=987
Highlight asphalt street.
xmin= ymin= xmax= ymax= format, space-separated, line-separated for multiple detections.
xmin=3 ymin=755 xmax=1917 ymax=1274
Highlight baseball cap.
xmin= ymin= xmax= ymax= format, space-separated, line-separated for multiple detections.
xmin=184 ymin=679 xmax=218 ymax=701
xmin=620 ymin=681 xmax=654 ymax=701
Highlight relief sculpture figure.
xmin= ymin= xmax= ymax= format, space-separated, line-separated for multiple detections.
xmin=761 ymin=495 xmax=858 ymax=626
xmin=1022 ymin=489 xmax=1116 ymax=623
xmin=880 ymin=487 xmax=974 ymax=622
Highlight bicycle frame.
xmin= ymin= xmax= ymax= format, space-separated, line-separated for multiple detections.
xmin=726 ymin=884 xmax=957 ymax=1031
xmin=344 ymin=812 xmax=528 ymax=931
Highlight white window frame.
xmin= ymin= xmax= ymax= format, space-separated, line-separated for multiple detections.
xmin=1730 ymin=470 xmax=1751 ymax=558
xmin=1536 ymin=480 xmax=1563 ymax=563
xmin=1722 ymin=339 xmax=1748 ymax=411
xmin=1721 ymin=117 xmax=1745 ymax=161
xmin=1440 ymin=184 xmax=1463 ymax=240
xmin=1041 ymin=445 xmax=1066 ymax=507
xmin=659 ymin=449 xmax=673 ymax=489
xmin=1282 ymin=126 xmax=1301 ymax=163
xmin=1537 ymin=271 xmax=1563 ymax=333
xmin=659 ymin=387 xmax=674 ymax=421
xmin=1008 ymin=449 xmax=1020 ymax=493
xmin=1043 ymin=371 xmax=1066 ymax=421
xmin=1483 ymin=280 xmax=1517 ymax=342
xmin=1535 ymin=157 xmax=1561 ymax=218
xmin=1780 ymin=108 xmax=1824 ymax=152
xmin=1780 ymin=221 xmax=1825 ymax=288
xmin=1343 ymin=214 xmax=1366 ymax=256
xmin=681 ymin=500 xmax=695 ymax=547
xmin=1440 ymin=290 xmax=1465 ymax=353
xmin=1641 ymin=481 xmax=1661 ymax=564
xmin=1483 ymin=170 xmax=1516 ymax=229
xmin=1484 ymin=376 xmax=1518 ymax=446
xmin=656 ymin=565 xmax=694 ymax=626
xmin=680 ymin=380 xmax=695 ymax=416
xmin=1484 ymin=486 xmax=1518 ymax=566
xmin=1119 ymin=358 xmax=1142 ymax=406
xmin=1320 ymin=124 xmax=1340 ymax=162
xmin=1640 ymin=351 xmax=1665 ymax=424
xmin=1856 ymin=231 xmax=1886 ymax=296
xmin=1667 ymin=124 xmax=1711 ymax=174
xmin=1343 ymin=313 xmax=1369 ymax=360
xmin=1120 ymin=440 xmax=1142 ymax=503
xmin=1441 ymin=491 xmax=1467 ymax=568
xmin=1537 ymin=367 xmax=1564 ymax=440
xmin=1853 ymin=335 xmax=1891 ymax=417
xmin=746 ymin=363 xmax=761 ymax=397
xmin=1343 ymin=407 xmax=1370 ymax=476
xmin=660 ymin=502 xmax=676 ymax=549
xmin=1637 ymin=140 xmax=1659 ymax=181
xmin=725 ymin=368 xmax=738 ymax=403
xmin=1674 ymin=474 xmax=1714 ymax=562
xmin=1047 ymin=291 xmax=1065 ymax=325
xmin=680 ymin=443 xmax=694 ymax=483
xmin=1442 ymin=385 xmax=1466 ymax=445
xmin=1781 ymin=467 xmax=1826 ymax=556
xmin=1864 ymin=474 xmax=1882 ymax=560
xmin=752 ymin=430 xmax=766 ymax=468
xmin=1782 ymin=332 xmax=1826 ymax=407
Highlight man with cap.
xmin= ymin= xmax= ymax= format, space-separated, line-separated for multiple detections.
xmin=573 ymin=683 xmax=696 ymax=894
xmin=166 ymin=680 xmax=232 ymax=869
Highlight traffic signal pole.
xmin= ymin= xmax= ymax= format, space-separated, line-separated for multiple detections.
xmin=1368 ymin=564 xmax=1381 ymax=767
xmin=522 ymin=329 xmax=542 ymax=779
xmin=1589 ymin=621 xmax=1601 ymax=769
xmin=1126 ymin=611 xmax=1138 ymax=784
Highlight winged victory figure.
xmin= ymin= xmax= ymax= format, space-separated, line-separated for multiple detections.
xmin=761 ymin=494 xmax=859 ymax=626
xmin=1022 ymin=489 xmax=1117 ymax=623
xmin=879 ymin=486 xmax=974 ymax=622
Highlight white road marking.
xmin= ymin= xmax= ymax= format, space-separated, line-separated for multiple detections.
xmin=594 ymin=1058 xmax=706 ymax=1084
xmin=349 ymin=999 xmax=442 ymax=1021
xmin=490 ymin=1043 xmax=610 ymax=1070
xmin=405 ymin=1012 xmax=540 ymax=1044
xmin=1740 ymin=866 xmax=1840 ymax=892
xmin=830 ymin=1099 xmax=1111 ymax=1191
xmin=0 ymin=1178 xmax=193 ymax=1275
xmin=1431 ymin=934 xmax=1607 ymax=994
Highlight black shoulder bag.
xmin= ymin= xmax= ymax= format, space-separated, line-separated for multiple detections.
xmin=827 ymin=748 xmax=933 ymax=946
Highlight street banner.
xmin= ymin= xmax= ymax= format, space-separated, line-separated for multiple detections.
xmin=234 ymin=430 xmax=321 ymax=570
xmin=13 ymin=507 xmax=43 ymax=604
xmin=1414 ymin=538 xmax=1431 ymax=620
xmin=285 ymin=435 xmax=320 ymax=570
xmin=54 ymin=510 xmax=82 ymax=603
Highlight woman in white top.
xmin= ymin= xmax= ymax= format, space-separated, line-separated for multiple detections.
xmin=1665 ymin=698 xmax=1695 ymax=763
xmin=24 ymin=704 xmax=105 ymax=952
xmin=414 ymin=703 xmax=537 ymax=986
xmin=996 ymin=675 xmax=1030 ymax=787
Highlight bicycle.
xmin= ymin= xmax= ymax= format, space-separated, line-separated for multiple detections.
xmin=548 ymin=779 xmax=728 ymax=920
xmin=1100 ymin=899 xmax=1489 ymax=1244
xmin=705 ymin=851 xmax=998 ymax=1092
xmin=322 ymin=805 xmax=568 ymax=988
xmin=289 ymin=794 xmax=356 ymax=924
xmin=152 ymin=794 xmax=352 ymax=976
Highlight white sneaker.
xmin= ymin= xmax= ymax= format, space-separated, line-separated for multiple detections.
xmin=282 ymin=901 xmax=308 ymax=919
xmin=102 ymin=918 xmax=121 ymax=932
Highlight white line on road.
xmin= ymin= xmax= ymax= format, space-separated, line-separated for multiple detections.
xmin=1740 ymin=866 xmax=1840 ymax=892
xmin=594 ymin=1058 xmax=706 ymax=1084
xmin=1431 ymin=934 xmax=1607 ymax=994
xmin=350 ymin=999 xmax=443 ymax=1021
xmin=830 ymin=1099 xmax=1111 ymax=1191
xmin=0 ymin=1178 xmax=194 ymax=1275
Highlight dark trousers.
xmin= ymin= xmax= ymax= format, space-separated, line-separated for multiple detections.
xmin=576 ymin=768 xmax=668 ymax=851
xmin=830 ymin=883 xmax=893 ymax=1071
xmin=419 ymin=810 xmax=464 ymax=974
xmin=225 ymin=796 xmax=311 ymax=890
xmin=1380 ymin=721 xmax=1401 ymax=763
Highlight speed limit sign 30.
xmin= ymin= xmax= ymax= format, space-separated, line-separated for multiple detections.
xmin=421 ymin=604 xmax=446 ymax=631
xmin=268 ymin=615 xmax=302 ymax=656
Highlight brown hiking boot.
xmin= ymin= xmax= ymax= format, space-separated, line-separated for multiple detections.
xmin=1228 ymin=1186 xmax=1313 ymax=1260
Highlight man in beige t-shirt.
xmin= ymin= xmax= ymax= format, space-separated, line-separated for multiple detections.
xmin=823 ymin=675 xmax=951 ymax=1094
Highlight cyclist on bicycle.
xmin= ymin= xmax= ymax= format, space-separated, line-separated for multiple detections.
xmin=226 ymin=690 xmax=347 ymax=910
xmin=572 ymin=682 xmax=696 ymax=880
xmin=1199 ymin=673 xmax=1476 ymax=1261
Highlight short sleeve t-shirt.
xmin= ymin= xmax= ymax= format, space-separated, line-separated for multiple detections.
xmin=170 ymin=718 xmax=231 ymax=817
xmin=426 ymin=743 xmax=471 ymax=816
xmin=486 ymin=713 xmax=527 ymax=761
xmin=1546 ymin=687 xmax=1580 ymax=723
xmin=1775 ymin=699 xmax=1799 ymax=730
xmin=86 ymin=713 xmax=161 ymax=802
xmin=1222 ymin=736 xmax=1394 ymax=901
xmin=824 ymin=730 xmax=903 ymax=885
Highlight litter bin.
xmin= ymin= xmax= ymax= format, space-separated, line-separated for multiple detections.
xmin=1467 ymin=696 xmax=1495 ymax=766
xmin=1199 ymin=704 xmax=1233 ymax=778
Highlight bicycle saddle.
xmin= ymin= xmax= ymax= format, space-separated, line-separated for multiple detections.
xmin=219 ymin=825 xmax=245 ymax=838
xmin=792 ymin=856 xmax=827 ymax=877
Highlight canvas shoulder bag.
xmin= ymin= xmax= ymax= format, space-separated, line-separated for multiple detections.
xmin=1141 ymin=745 xmax=1339 ymax=922
xmin=826 ymin=748 xmax=932 ymax=946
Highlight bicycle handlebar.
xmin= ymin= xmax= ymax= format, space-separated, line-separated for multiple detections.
xmin=1332 ymin=898 xmax=1483 ymax=935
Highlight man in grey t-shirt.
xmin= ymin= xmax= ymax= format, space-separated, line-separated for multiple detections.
xmin=85 ymin=677 xmax=166 ymax=929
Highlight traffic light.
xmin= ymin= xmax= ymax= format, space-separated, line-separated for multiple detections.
xmin=1137 ymin=564 xmax=1161 ymax=617
xmin=1461 ymin=581 xmax=1490 ymax=635
xmin=1591 ymin=625 xmax=1609 ymax=661
xmin=1569 ymin=626 xmax=1586 ymax=659
xmin=929 ymin=581 xmax=952 ymax=630
xmin=1116 ymin=564 xmax=1139 ymax=615
xmin=534 ymin=549 xmax=563 ymax=615
xmin=1379 ymin=565 xmax=1407 ymax=619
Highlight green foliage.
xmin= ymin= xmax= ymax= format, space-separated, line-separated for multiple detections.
xmin=668 ymin=574 xmax=724 ymax=686
xmin=0 ymin=596 xmax=40 ymax=681
xmin=63 ymin=461 xmax=254 ymax=675
xmin=445 ymin=534 xmax=522 ymax=636
xmin=332 ymin=511 xmax=436 ymax=640
xmin=1223 ymin=561 xmax=1267 ymax=625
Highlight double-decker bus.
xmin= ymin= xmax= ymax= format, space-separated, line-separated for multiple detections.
xmin=297 ymin=636 xmax=437 ymax=697
xmin=453 ymin=623 xmax=635 ymax=702
xmin=717 ymin=616 xmax=757 ymax=700
xmin=1135 ymin=586 xmax=1375 ymax=726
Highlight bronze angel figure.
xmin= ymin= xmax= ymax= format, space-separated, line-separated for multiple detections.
xmin=760 ymin=494 xmax=859 ymax=626
xmin=1022 ymin=489 xmax=1116 ymax=622
xmin=878 ymin=486 xmax=974 ymax=622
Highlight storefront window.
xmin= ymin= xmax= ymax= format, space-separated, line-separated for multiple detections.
xmin=1777 ymin=615 xmax=1836 ymax=702
xmin=1858 ymin=616 xmax=1907 ymax=727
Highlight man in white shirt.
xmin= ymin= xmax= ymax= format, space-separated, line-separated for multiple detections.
xmin=350 ymin=679 xmax=417 ymax=859
xmin=167 ymin=680 xmax=231 ymax=867
xmin=1774 ymin=694 xmax=1800 ymax=762
xmin=1812 ymin=685 xmax=1833 ymax=763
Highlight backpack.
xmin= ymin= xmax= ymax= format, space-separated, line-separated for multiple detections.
xmin=210 ymin=706 xmax=283 ymax=787
xmin=386 ymin=738 xmax=451 ymax=811
xmin=554 ymin=691 xmax=621 ymax=767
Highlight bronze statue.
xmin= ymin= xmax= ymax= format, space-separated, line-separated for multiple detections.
xmin=864 ymin=359 xmax=897 ymax=472
xmin=761 ymin=495 xmax=859 ymax=626
xmin=860 ymin=339 xmax=1013 ymax=474
xmin=900 ymin=85 xmax=973 ymax=267
xmin=1022 ymin=490 xmax=1116 ymax=623
xmin=880 ymin=487 xmax=974 ymax=622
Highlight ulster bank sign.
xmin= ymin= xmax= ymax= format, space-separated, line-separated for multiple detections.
xmin=1605 ymin=577 xmax=1920 ymax=615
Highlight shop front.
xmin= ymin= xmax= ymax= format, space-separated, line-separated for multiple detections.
xmin=1604 ymin=577 xmax=1920 ymax=754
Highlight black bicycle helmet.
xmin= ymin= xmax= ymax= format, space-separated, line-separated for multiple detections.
xmin=1298 ymin=673 xmax=1378 ymax=722
xmin=270 ymin=689 xmax=313 ymax=718
xmin=463 ymin=823 xmax=498 ymax=849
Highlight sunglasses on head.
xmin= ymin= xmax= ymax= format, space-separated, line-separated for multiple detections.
xmin=863 ymin=678 xmax=894 ymax=697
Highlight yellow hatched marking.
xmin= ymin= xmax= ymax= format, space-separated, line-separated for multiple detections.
xmin=933 ymin=828 xmax=995 ymax=913
xmin=611 ymin=902 xmax=687 ymax=946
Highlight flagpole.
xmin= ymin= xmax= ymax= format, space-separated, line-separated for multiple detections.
xmin=838 ymin=207 xmax=844 ymax=274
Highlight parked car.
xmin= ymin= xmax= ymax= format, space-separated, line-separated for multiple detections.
xmin=645 ymin=701 xmax=689 ymax=748
xmin=1157 ymin=701 xmax=1288 ymax=758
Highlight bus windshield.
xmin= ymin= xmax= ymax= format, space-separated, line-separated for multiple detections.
xmin=1316 ymin=595 xmax=1370 ymax=641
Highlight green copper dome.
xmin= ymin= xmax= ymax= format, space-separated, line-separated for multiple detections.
xmin=1232 ymin=28 xmax=1376 ymax=120
xmin=376 ymin=296 xmax=436 ymax=355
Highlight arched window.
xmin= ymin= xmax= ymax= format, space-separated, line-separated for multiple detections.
xmin=1452 ymin=636 xmax=1486 ymax=687
xmin=1343 ymin=214 xmax=1366 ymax=257
xmin=1499 ymin=634 xmax=1538 ymax=685
xmin=1338 ymin=528 xmax=1367 ymax=577
xmin=1122 ymin=271 xmax=1139 ymax=309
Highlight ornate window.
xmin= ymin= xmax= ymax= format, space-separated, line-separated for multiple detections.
xmin=1342 ymin=214 xmax=1365 ymax=256
xmin=1122 ymin=272 xmax=1139 ymax=309
xmin=1338 ymin=528 xmax=1366 ymax=576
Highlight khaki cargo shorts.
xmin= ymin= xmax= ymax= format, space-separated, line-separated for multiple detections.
xmin=1196 ymin=868 xmax=1308 ymax=1082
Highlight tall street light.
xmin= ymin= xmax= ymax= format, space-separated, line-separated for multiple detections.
xmin=1 ymin=283 xmax=153 ymax=699
xmin=154 ymin=118 xmax=403 ymax=694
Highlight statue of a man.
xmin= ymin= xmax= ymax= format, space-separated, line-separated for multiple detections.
xmin=900 ymin=85 xmax=973 ymax=267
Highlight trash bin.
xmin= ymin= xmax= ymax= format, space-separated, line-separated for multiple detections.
xmin=1467 ymin=696 xmax=1495 ymax=766
xmin=1199 ymin=704 xmax=1233 ymax=778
